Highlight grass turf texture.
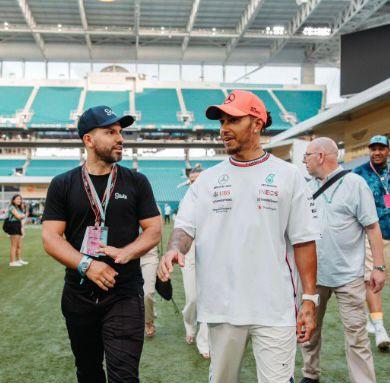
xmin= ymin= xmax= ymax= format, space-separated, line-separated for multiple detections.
xmin=0 ymin=225 xmax=389 ymax=383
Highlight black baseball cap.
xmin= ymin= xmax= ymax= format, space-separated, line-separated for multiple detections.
xmin=77 ymin=105 xmax=135 ymax=138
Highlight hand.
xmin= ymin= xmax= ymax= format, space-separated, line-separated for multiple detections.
xmin=370 ymin=269 xmax=386 ymax=293
xmin=157 ymin=250 xmax=185 ymax=281
xmin=98 ymin=243 xmax=131 ymax=264
xmin=297 ymin=301 xmax=316 ymax=344
xmin=85 ymin=260 xmax=118 ymax=291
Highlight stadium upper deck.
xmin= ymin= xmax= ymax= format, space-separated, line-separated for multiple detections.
xmin=0 ymin=74 xmax=325 ymax=134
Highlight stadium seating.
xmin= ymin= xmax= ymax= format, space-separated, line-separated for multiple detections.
xmin=273 ymin=90 xmax=323 ymax=123
xmin=0 ymin=86 xmax=33 ymax=118
xmin=29 ymin=87 xmax=82 ymax=127
xmin=135 ymin=88 xmax=181 ymax=127
xmin=181 ymin=89 xmax=225 ymax=129
xmin=83 ymin=91 xmax=130 ymax=116
xmin=228 ymin=89 xmax=291 ymax=131
xmin=0 ymin=159 xmax=26 ymax=176
xmin=26 ymin=159 xmax=81 ymax=176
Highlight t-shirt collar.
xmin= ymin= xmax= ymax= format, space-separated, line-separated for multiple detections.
xmin=229 ymin=152 xmax=270 ymax=167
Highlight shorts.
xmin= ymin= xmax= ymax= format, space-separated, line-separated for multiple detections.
xmin=7 ymin=221 xmax=22 ymax=236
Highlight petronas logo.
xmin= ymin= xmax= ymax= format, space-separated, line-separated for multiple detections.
xmin=265 ymin=173 xmax=275 ymax=184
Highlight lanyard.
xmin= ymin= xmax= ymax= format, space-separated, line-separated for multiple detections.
xmin=81 ymin=164 xmax=117 ymax=226
xmin=369 ymin=161 xmax=389 ymax=194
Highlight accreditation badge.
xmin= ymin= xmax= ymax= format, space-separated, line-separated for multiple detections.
xmin=384 ymin=194 xmax=390 ymax=208
xmin=80 ymin=226 xmax=109 ymax=258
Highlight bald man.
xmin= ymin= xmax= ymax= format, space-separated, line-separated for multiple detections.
xmin=300 ymin=138 xmax=385 ymax=383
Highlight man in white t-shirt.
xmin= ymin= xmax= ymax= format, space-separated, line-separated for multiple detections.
xmin=158 ymin=90 xmax=320 ymax=383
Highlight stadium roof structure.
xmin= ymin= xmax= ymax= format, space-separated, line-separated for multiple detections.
xmin=270 ymin=77 xmax=390 ymax=143
xmin=1 ymin=0 xmax=389 ymax=67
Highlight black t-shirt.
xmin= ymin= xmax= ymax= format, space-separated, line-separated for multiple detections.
xmin=42 ymin=164 xmax=160 ymax=294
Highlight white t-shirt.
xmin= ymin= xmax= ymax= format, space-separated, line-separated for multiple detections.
xmin=174 ymin=153 xmax=320 ymax=326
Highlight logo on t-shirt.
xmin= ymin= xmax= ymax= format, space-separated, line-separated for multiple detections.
xmin=265 ymin=173 xmax=276 ymax=185
xmin=218 ymin=174 xmax=229 ymax=185
xmin=115 ymin=192 xmax=127 ymax=200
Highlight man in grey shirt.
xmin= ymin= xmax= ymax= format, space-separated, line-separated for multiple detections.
xmin=300 ymin=137 xmax=386 ymax=383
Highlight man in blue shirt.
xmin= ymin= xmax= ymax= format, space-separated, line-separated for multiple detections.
xmin=354 ymin=135 xmax=390 ymax=351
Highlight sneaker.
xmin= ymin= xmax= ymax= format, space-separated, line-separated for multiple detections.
xmin=373 ymin=320 xmax=390 ymax=351
xmin=18 ymin=260 xmax=29 ymax=265
xmin=366 ymin=317 xmax=376 ymax=335
xmin=299 ymin=378 xmax=319 ymax=383
xmin=9 ymin=261 xmax=23 ymax=267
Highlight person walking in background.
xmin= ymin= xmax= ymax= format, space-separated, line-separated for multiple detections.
xmin=7 ymin=194 xmax=28 ymax=267
xmin=164 ymin=203 xmax=172 ymax=224
xmin=354 ymin=135 xmax=390 ymax=350
xmin=181 ymin=167 xmax=209 ymax=359
xmin=141 ymin=246 xmax=160 ymax=337
xmin=300 ymin=137 xmax=385 ymax=383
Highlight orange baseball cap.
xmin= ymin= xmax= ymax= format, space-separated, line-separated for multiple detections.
xmin=206 ymin=90 xmax=268 ymax=124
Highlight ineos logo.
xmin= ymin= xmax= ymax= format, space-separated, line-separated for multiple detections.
xmin=224 ymin=93 xmax=235 ymax=104
xmin=104 ymin=108 xmax=114 ymax=116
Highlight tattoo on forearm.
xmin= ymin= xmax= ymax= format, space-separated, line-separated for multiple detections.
xmin=168 ymin=228 xmax=193 ymax=254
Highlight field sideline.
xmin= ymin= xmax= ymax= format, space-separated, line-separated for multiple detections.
xmin=0 ymin=225 xmax=389 ymax=383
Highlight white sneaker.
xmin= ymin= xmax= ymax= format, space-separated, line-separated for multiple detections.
xmin=373 ymin=320 xmax=390 ymax=351
xmin=18 ymin=260 xmax=29 ymax=265
xmin=366 ymin=317 xmax=376 ymax=334
xmin=9 ymin=261 xmax=23 ymax=267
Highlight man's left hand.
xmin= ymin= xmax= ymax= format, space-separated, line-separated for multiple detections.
xmin=98 ymin=243 xmax=132 ymax=264
xmin=370 ymin=269 xmax=386 ymax=293
xmin=297 ymin=301 xmax=316 ymax=344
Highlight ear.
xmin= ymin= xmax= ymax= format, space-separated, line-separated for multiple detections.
xmin=82 ymin=133 xmax=94 ymax=149
xmin=253 ymin=118 xmax=263 ymax=134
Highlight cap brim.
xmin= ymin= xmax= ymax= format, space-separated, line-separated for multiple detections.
xmin=206 ymin=105 xmax=247 ymax=120
xmin=368 ymin=142 xmax=389 ymax=148
xmin=98 ymin=114 xmax=135 ymax=129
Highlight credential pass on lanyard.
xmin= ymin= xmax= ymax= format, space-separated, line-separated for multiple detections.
xmin=82 ymin=164 xmax=118 ymax=226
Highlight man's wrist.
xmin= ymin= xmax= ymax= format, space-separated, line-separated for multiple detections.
xmin=77 ymin=255 xmax=94 ymax=277
xmin=373 ymin=264 xmax=386 ymax=272
xmin=302 ymin=293 xmax=320 ymax=307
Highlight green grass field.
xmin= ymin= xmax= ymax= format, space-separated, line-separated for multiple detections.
xmin=0 ymin=225 xmax=389 ymax=383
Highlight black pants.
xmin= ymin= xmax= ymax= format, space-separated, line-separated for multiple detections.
xmin=61 ymin=285 xmax=145 ymax=383
xmin=164 ymin=215 xmax=170 ymax=224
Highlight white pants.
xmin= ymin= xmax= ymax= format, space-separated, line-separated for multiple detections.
xmin=208 ymin=323 xmax=296 ymax=383
xmin=140 ymin=247 xmax=159 ymax=323
xmin=181 ymin=246 xmax=209 ymax=355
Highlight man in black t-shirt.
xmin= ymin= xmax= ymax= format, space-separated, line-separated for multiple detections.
xmin=42 ymin=105 xmax=161 ymax=383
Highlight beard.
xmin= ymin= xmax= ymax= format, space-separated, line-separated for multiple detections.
xmin=95 ymin=145 xmax=122 ymax=164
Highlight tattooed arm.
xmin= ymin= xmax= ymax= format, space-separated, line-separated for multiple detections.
xmin=157 ymin=228 xmax=194 ymax=281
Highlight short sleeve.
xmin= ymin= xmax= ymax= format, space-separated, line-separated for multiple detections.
xmin=355 ymin=176 xmax=378 ymax=227
xmin=42 ymin=175 xmax=67 ymax=221
xmin=174 ymin=182 xmax=198 ymax=239
xmin=135 ymin=173 xmax=160 ymax=220
xmin=287 ymin=169 xmax=321 ymax=245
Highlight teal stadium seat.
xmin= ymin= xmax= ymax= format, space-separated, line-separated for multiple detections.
xmin=120 ymin=159 xmax=222 ymax=208
xmin=84 ymin=91 xmax=130 ymax=116
xmin=273 ymin=90 xmax=323 ymax=123
xmin=26 ymin=160 xmax=81 ymax=176
xmin=0 ymin=86 xmax=33 ymax=118
xmin=0 ymin=160 xmax=26 ymax=176
xmin=135 ymin=89 xmax=180 ymax=127
xmin=228 ymin=89 xmax=290 ymax=132
xmin=29 ymin=87 xmax=82 ymax=127
xmin=181 ymin=89 xmax=225 ymax=130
